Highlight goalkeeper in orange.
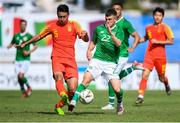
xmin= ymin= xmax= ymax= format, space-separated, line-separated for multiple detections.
xmin=135 ymin=7 xmax=174 ymax=104
xmin=17 ymin=4 xmax=89 ymax=115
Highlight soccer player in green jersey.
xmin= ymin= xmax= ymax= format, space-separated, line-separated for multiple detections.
xmin=69 ymin=9 xmax=125 ymax=115
xmin=7 ymin=19 xmax=38 ymax=98
xmin=101 ymin=2 xmax=143 ymax=110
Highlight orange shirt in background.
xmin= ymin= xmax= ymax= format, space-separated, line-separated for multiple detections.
xmin=145 ymin=23 xmax=174 ymax=58
xmin=39 ymin=20 xmax=83 ymax=59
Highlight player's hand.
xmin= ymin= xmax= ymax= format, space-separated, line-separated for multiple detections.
xmin=86 ymin=51 xmax=92 ymax=61
xmin=128 ymin=48 xmax=135 ymax=53
xmin=81 ymin=31 xmax=88 ymax=37
xmin=106 ymin=22 xmax=112 ymax=35
xmin=23 ymin=51 xmax=30 ymax=56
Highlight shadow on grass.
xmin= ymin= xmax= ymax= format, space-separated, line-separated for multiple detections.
xmin=37 ymin=112 xmax=56 ymax=115
xmin=67 ymin=111 xmax=105 ymax=115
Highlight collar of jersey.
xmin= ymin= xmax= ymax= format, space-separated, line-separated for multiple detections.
xmin=116 ymin=16 xmax=124 ymax=24
xmin=20 ymin=32 xmax=27 ymax=36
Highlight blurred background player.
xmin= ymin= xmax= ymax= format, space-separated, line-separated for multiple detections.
xmin=18 ymin=4 xmax=89 ymax=115
xmin=101 ymin=2 xmax=142 ymax=110
xmin=69 ymin=9 xmax=125 ymax=115
xmin=7 ymin=19 xmax=38 ymax=98
xmin=135 ymin=7 xmax=174 ymax=104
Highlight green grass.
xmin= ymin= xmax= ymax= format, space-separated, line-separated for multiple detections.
xmin=0 ymin=90 xmax=180 ymax=122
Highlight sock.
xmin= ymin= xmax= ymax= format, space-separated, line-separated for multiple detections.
xmin=108 ymin=82 xmax=115 ymax=106
xmin=56 ymin=80 xmax=67 ymax=96
xmin=56 ymin=100 xmax=65 ymax=108
xmin=116 ymin=89 xmax=123 ymax=104
xmin=138 ymin=78 xmax=147 ymax=98
xmin=68 ymin=91 xmax=74 ymax=101
xmin=22 ymin=77 xmax=30 ymax=88
xmin=72 ymin=84 xmax=86 ymax=101
xmin=119 ymin=66 xmax=134 ymax=79
xmin=18 ymin=80 xmax=25 ymax=93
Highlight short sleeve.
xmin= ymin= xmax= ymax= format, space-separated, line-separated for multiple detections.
xmin=164 ymin=24 xmax=174 ymax=39
xmin=73 ymin=21 xmax=83 ymax=37
xmin=39 ymin=26 xmax=52 ymax=38
xmin=125 ymin=20 xmax=136 ymax=34
xmin=92 ymin=28 xmax=97 ymax=44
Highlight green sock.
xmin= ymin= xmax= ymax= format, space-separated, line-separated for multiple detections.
xmin=18 ymin=80 xmax=25 ymax=92
xmin=116 ymin=89 xmax=123 ymax=104
xmin=22 ymin=77 xmax=30 ymax=88
xmin=119 ymin=66 xmax=134 ymax=79
xmin=108 ymin=82 xmax=115 ymax=106
xmin=72 ymin=84 xmax=86 ymax=101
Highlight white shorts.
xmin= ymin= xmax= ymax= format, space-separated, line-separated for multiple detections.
xmin=86 ymin=59 xmax=119 ymax=81
xmin=113 ymin=57 xmax=128 ymax=74
xmin=15 ymin=61 xmax=30 ymax=74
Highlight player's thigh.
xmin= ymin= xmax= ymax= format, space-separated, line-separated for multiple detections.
xmin=114 ymin=57 xmax=128 ymax=74
xmin=103 ymin=62 xmax=119 ymax=81
xmin=154 ymin=58 xmax=166 ymax=77
xmin=143 ymin=57 xmax=154 ymax=71
xmin=86 ymin=59 xmax=102 ymax=79
xmin=64 ymin=60 xmax=78 ymax=80
xmin=81 ymin=71 xmax=94 ymax=86
xmin=51 ymin=57 xmax=65 ymax=75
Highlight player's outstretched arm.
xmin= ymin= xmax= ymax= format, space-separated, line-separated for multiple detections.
xmin=128 ymin=32 xmax=140 ymax=52
xmin=17 ymin=35 xmax=41 ymax=48
xmin=151 ymin=38 xmax=174 ymax=45
xmin=86 ymin=41 xmax=95 ymax=61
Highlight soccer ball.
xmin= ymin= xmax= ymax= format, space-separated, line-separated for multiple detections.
xmin=79 ymin=89 xmax=94 ymax=104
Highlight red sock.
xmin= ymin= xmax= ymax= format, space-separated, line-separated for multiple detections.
xmin=55 ymin=80 xmax=66 ymax=96
xmin=138 ymin=78 xmax=147 ymax=96
xmin=68 ymin=91 xmax=74 ymax=101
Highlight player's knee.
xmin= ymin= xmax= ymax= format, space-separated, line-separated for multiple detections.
xmin=159 ymin=75 xmax=165 ymax=82
xmin=18 ymin=73 xmax=24 ymax=80
xmin=53 ymin=73 xmax=63 ymax=81
xmin=114 ymin=87 xmax=120 ymax=93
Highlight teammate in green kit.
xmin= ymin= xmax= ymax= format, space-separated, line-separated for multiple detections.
xmin=7 ymin=19 xmax=38 ymax=98
xmin=101 ymin=2 xmax=143 ymax=110
xmin=69 ymin=9 xmax=125 ymax=115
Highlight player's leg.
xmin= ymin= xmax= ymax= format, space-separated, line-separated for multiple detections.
xmin=135 ymin=56 xmax=153 ymax=104
xmin=154 ymin=58 xmax=171 ymax=95
xmin=68 ymin=71 xmax=94 ymax=111
xmin=135 ymin=68 xmax=151 ymax=104
xmin=21 ymin=61 xmax=32 ymax=96
xmin=15 ymin=61 xmax=27 ymax=97
xmin=17 ymin=73 xmax=27 ymax=97
xmin=110 ymin=78 xmax=124 ymax=115
xmin=69 ymin=59 xmax=102 ymax=111
xmin=102 ymin=57 xmax=128 ymax=110
xmin=119 ymin=61 xmax=144 ymax=79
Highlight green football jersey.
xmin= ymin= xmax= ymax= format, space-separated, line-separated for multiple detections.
xmin=11 ymin=32 xmax=33 ymax=61
xmin=116 ymin=17 xmax=136 ymax=57
xmin=92 ymin=24 xmax=124 ymax=63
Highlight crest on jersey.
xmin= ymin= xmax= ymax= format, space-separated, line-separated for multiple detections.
xmin=23 ymin=37 xmax=28 ymax=41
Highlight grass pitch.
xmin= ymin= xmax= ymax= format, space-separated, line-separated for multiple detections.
xmin=0 ymin=90 xmax=180 ymax=122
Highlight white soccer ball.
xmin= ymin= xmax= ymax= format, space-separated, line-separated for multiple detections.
xmin=79 ymin=89 xmax=94 ymax=104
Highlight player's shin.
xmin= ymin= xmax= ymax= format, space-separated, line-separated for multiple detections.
xmin=72 ymin=84 xmax=86 ymax=102
xmin=138 ymin=78 xmax=147 ymax=98
xmin=108 ymin=82 xmax=115 ymax=106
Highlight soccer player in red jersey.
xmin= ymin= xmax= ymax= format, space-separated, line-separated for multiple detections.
xmin=135 ymin=7 xmax=174 ymax=104
xmin=18 ymin=4 xmax=89 ymax=115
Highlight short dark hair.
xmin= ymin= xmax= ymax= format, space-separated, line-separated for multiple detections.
xmin=105 ymin=8 xmax=117 ymax=17
xmin=112 ymin=2 xmax=123 ymax=9
xmin=20 ymin=19 xmax=27 ymax=24
xmin=57 ymin=4 xmax=69 ymax=14
xmin=153 ymin=7 xmax=164 ymax=17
